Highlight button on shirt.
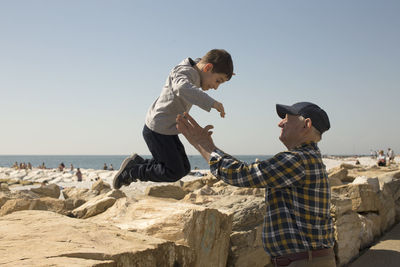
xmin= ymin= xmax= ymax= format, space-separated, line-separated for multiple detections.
xmin=209 ymin=142 xmax=334 ymax=257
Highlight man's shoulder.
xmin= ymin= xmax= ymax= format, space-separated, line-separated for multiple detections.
xmin=274 ymin=150 xmax=302 ymax=162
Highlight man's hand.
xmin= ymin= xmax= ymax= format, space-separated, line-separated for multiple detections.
xmin=176 ymin=112 xmax=216 ymax=161
xmin=213 ymin=101 xmax=225 ymax=118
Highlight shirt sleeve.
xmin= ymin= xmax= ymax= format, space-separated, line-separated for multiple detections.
xmin=171 ymin=68 xmax=215 ymax=112
xmin=209 ymin=148 xmax=305 ymax=188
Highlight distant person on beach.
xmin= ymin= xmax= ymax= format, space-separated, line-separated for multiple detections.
xmin=58 ymin=162 xmax=65 ymax=171
xmin=27 ymin=162 xmax=32 ymax=170
xmin=176 ymin=102 xmax=335 ymax=267
xmin=113 ymin=49 xmax=234 ymax=189
xmin=103 ymin=163 xmax=108 ymax=170
xmin=76 ymin=168 xmax=82 ymax=182
xmin=387 ymin=148 xmax=395 ymax=164
xmin=70 ymin=164 xmax=74 ymax=171
xmin=109 ymin=164 xmax=114 ymax=171
xmin=377 ymin=150 xmax=386 ymax=166
xmin=12 ymin=162 xmax=18 ymax=169
xmin=41 ymin=162 xmax=46 ymax=169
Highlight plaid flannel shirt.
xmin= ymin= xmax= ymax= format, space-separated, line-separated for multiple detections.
xmin=209 ymin=142 xmax=334 ymax=257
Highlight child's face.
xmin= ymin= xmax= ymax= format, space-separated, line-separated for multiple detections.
xmin=200 ymin=64 xmax=228 ymax=91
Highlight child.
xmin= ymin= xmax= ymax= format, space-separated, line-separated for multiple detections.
xmin=113 ymin=49 xmax=234 ymax=189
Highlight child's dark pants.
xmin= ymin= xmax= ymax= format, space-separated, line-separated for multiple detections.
xmin=132 ymin=125 xmax=191 ymax=182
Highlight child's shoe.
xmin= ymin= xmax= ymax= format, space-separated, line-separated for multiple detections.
xmin=113 ymin=154 xmax=144 ymax=189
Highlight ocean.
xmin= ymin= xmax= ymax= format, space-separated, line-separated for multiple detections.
xmin=0 ymin=155 xmax=272 ymax=171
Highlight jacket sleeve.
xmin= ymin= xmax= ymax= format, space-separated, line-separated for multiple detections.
xmin=209 ymin=149 xmax=305 ymax=188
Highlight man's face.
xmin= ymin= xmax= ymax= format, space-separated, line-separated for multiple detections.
xmin=200 ymin=69 xmax=228 ymax=91
xmin=278 ymin=114 xmax=305 ymax=148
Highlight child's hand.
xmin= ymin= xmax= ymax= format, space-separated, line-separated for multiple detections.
xmin=213 ymin=101 xmax=225 ymax=118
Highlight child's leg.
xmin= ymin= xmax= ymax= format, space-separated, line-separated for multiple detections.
xmin=132 ymin=125 xmax=191 ymax=182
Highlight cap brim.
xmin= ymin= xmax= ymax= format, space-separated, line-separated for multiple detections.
xmin=276 ymin=104 xmax=298 ymax=119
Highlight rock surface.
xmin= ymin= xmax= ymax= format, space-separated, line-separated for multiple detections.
xmin=0 ymin=210 xmax=195 ymax=267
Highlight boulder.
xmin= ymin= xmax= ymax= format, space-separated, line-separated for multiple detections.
xmin=358 ymin=213 xmax=381 ymax=249
xmin=145 ymin=184 xmax=186 ymax=200
xmin=330 ymin=193 xmax=353 ymax=217
xmin=0 ymin=197 xmax=69 ymax=216
xmin=205 ymin=195 xmax=268 ymax=267
xmin=206 ymin=195 xmax=266 ymax=231
xmin=334 ymin=211 xmax=361 ymax=267
xmin=90 ymin=197 xmax=232 ymax=267
xmin=227 ymin=224 xmax=270 ymax=267
xmin=182 ymin=179 xmax=207 ymax=193
xmin=62 ymin=187 xmax=98 ymax=201
xmin=377 ymin=188 xmax=396 ymax=233
xmin=340 ymin=163 xmax=359 ymax=170
xmin=30 ymin=183 xmax=61 ymax=199
xmin=72 ymin=190 xmax=125 ymax=219
xmin=0 ymin=210 xmax=195 ymax=267
xmin=0 ymin=183 xmax=10 ymax=191
xmin=329 ymin=167 xmax=348 ymax=182
xmin=352 ymin=176 xmax=380 ymax=193
xmin=331 ymin=184 xmax=379 ymax=212
xmin=91 ymin=178 xmax=112 ymax=195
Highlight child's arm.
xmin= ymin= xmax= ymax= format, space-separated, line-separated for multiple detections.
xmin=213 ymin=101 xmax=225 ymax=118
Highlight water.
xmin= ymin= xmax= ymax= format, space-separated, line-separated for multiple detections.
xmin=0 ymin=155 xmax=271 ymax=170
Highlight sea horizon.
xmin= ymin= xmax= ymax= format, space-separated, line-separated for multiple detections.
xmin=0 ymin=154 xmax=272 ymax=171
xmin=0 ymin=154 xmax=369 ymax=171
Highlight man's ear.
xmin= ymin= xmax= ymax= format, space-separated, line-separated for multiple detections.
xmin=304 ymin=118 xmax=312 ymax=129
xmin=203 ymin=63 xmax=213 ymax=72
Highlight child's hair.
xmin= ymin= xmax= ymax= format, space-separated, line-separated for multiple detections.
xmin=200 ymin=49 xmax=234 ymax=80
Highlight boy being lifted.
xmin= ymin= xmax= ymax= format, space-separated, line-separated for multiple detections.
xmin=113 ymin=49 xmax=234 ymax=189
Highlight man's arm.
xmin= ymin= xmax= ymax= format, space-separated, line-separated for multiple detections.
xmin=176 ymin=112 xmax=305 ymax=188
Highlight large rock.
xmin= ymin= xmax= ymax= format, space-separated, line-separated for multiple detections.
xmin=62 ymin=187 xmax=98 ymax=201
xmin=227 ymin=224 xmax=269 ymax=267
xmin=330 ymin=193 xmax=353 ymax=217
xmin=90 ymin=197 xmax=232 ymax=267
xmin=91 ymin=178 xmax=112 ymax=195
xmin=205 ymin=195 xmax=269 ymax=267
xmin=352 ymin=176 xmax=380 ymax=193
xmin=0 ymin=197 xmax=70 ymax=216
xmin=331 ymin=183 xmax=379 ymax=212
xmin=377 ymin=171 xmax=400 ymax=223
xmin=72 ymin=190 xmax=125 ymax=219
xmin=206 ymin=195 xmax=266 ymax=231
xmin=377 ymin=187 xmax=396 ymax=233
xmin=0 ymin=210 xmax=195 ymax=266
xmin=145 ymin=184 xmax=186 ymax=200
xmin=329 ymin=167 xmax=349 ymax=182
xmin=358 ymin=213 xmax=381 ymax=249
xmin=30 ymin=183 xmax=61 ymax=198
xmin=334 ymin=211 xmax=361 ymax=267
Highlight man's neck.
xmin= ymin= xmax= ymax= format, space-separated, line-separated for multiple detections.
xmin=285 ymin=137 xmax=318 ymax=150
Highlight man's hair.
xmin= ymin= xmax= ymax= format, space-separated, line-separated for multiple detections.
xmin=200 ymin=49 xmax=234 ymax=80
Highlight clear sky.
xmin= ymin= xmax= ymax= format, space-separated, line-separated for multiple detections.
xmin=1 ymin=0 xmax=399 ymax=156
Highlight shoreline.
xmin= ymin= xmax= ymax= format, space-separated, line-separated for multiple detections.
xmin=1 ymin=156 xmax=398 ymax=194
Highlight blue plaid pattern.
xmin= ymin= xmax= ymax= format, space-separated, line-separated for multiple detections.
xmin=209 ymin=142 xmax=334 ymax=257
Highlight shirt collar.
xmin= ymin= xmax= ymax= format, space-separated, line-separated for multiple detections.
xmin=292 ymin=141 xmax=318 ymax=151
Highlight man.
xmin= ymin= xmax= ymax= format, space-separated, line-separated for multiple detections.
xmin=176 ymin=102 xmax=335 ymax=267
xmin=387 ymin=148 xmax=395 ymax=164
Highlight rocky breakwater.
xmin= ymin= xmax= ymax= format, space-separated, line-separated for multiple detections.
xmin=1 ymin=163 xmax=400 ymax=266
xmin=328 ymin=163 xmax=400 ymax=266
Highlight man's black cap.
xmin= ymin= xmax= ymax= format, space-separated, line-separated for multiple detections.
xmin=276 ymin=102 xmax=330 ymax=134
